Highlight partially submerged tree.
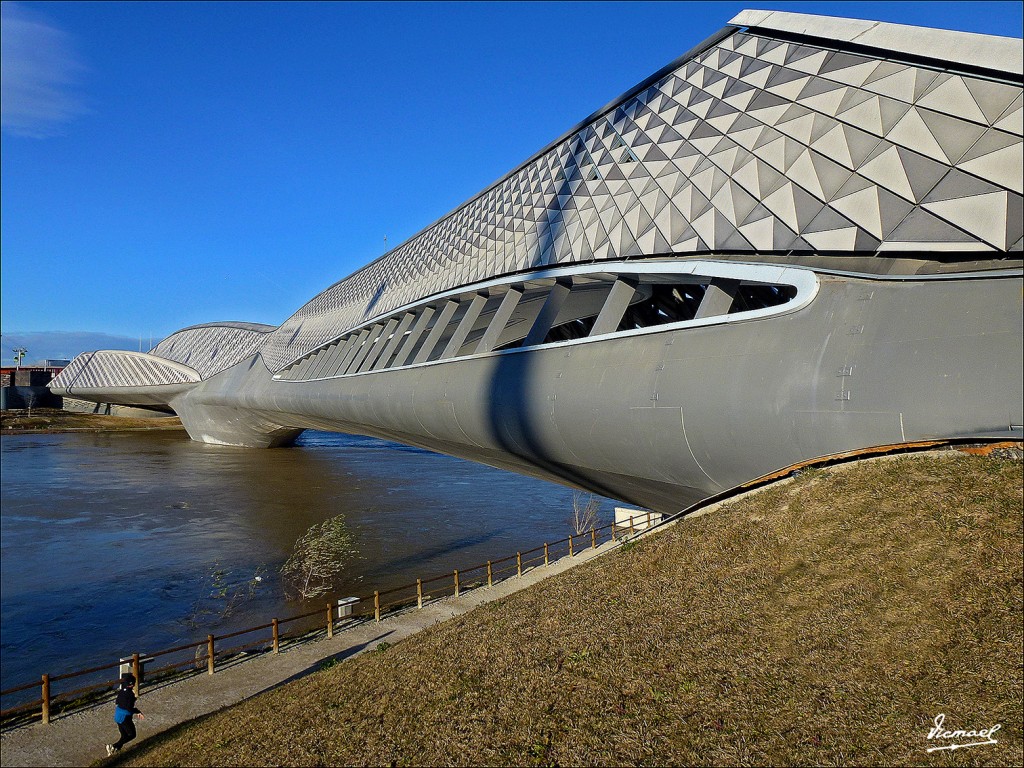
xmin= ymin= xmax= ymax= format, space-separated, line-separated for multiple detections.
xmin=280 ymin=515 xmax=358 ymax=600
xmin=571 ymin=490 xmax=602 ymax=535
xmin=182 ymin=563 xmax=266 ymax=629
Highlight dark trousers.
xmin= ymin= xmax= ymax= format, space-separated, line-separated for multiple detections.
xmin=113 ymin=717 xmax=136 ymax=750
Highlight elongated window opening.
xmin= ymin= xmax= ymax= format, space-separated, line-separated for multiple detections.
xmin=277 ymin=268 xmax=807 ymax=380
xmin=617 ymin=284 xmax=706 ymax=331
xmin=731 ymin=284 xmax=797 ymax=312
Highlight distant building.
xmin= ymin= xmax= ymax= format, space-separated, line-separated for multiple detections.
xmin=0 ymin=366 xmax=63 ymax=410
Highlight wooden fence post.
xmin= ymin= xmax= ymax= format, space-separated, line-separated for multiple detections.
xmin=417 ymin=578 xmax=423 ymax=609
xmin=41 ymin=674 xmax=50 ymax=725
xmin=611 ymin=523 xmax=617 ymax=542
xmin=517 ymin=552 xmax=522 ymax=577
xmin=374 ymin=591 xmax=380 ymax=622
xmin=544 ymin=543 xmax=549 ymax=565
xmin=629 ymin=514 xmax=635 ymax=536
xmin=569 ymin=534 xmax=574 ymax=557
xmin=272 ymin=619 xmax=279 ymax=653
xmin=207 ymin=635 xmax=215 ymax=675
xmin=646 ymin=510 xmax=651 ymax=529
xmin=591 ymin=528 xmax=597 ymax=549
xmin=487 ymin=561 xmax=492 ymax=587
xmin=326 ymin=602 xmax=334 ymax=638
xmin=454 ymin=569 xmax=460 ymax=597
xmin=132 ymin=652 xmax=141 ymax=696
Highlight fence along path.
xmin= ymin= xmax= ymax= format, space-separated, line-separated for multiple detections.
xmin=0 ymin=510 xmax=659 ymax=728
xmin=0 ymin=513 xmax=665 ymax=768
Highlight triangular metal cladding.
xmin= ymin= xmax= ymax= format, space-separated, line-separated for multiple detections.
xmin=802 ymin=206 xmax=857 ymax=234
xmin=922 ymin=168 xmax=1007 ymax=205
xmin=747 ymin=90 xmax=789 ymax=113
xmin=893 ymin=145 xmax=954 ymax=202
xmin=726 ymin=179 xmax=761 ymax=226
xmin=836 ymin=87 xmax=874 ymax=114
xmin=962 ymin=76 xmax=1021 ymax=124
xmin=706 ymin=99 xmax=740 ymax=120
xmin=864 ymin=66 xmax=923 ymax=103
xmin=784 ymin=42 xmax=821 ymax=67
xmin=878 ymin=96 xmax=912 ymax=134
xmin=689 ymin=121 xmax=722 ymax=142
xmin=687 ymin=88 xmax=714 ymax=110
xmin=786 ymin=234 xmax=815 ymax=251
xmin=808 ymin=113 xmax=836 ymax=144
xmin=776 ymin=102 xmax=813 ymax=125
xmin=887 ymin=206 xmax=989 ymax=245
xmin=739 ymin=55 xmax=772 ymax=78
xmin=704 ymin=68 xmax=728 ymax=88
xmin=808 ymin=149 xmax=856 ymax=200
xmin=917 ymin=74 xmax=988 ymax=124
xmin=818 ymin=50 xmax=872 ymax=76
xmin=957 ymin=130 xmax=1023 ymax=194
xmin=765 ymin=66 xmax=806 ymax=88
xmin=861 ymin=60 xmax=907 ymax=87
xmin=756 ymin=37 xmax=785 ymax=57
xmin=642 ymin=144 xmax=671 ymax=163
xmin=798 ymin=75 xmax=845 ymax=101
xmin=917 ymin=108 xmax=987 ymax=164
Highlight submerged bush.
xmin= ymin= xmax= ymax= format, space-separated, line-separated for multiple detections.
xmin=280 ymin=515 xmax=357 ymax=600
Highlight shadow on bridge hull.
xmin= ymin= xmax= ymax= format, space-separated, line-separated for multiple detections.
xmin=151 ymin=270 xmax=1022 ymax=514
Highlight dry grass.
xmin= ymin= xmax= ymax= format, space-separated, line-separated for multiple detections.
xmin=119 ymin=452 xmax=1022 ymax=767
xmin=0 ymin=408 xmax=182 ymax=432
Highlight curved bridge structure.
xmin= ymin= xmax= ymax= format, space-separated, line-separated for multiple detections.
xmin=52 ymin=9 xmax=1024 ymax=513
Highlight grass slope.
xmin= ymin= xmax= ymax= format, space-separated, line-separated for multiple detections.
xmin=121 ymin=452 xmax=1022 ymax=766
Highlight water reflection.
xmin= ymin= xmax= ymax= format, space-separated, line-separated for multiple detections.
xmin=0 ymin=430 xmax=612 ymax=693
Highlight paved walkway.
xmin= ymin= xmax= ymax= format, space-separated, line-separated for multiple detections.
xmin=0 ymin=535 xmax=636 ymax=768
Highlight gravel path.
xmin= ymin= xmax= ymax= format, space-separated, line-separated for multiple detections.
xmin=1 ymin=535 xmax=634 ymax=767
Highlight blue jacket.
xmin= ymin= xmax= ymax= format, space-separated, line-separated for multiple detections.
xmin=114 ymin=686 xmax=140 ymax=723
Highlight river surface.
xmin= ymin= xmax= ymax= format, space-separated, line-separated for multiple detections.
xmin=0 ymin=429 xmax=613 ymax=697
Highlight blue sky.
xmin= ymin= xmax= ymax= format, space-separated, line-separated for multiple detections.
xmin=2 ymin=1 xmax=1022 ymax=363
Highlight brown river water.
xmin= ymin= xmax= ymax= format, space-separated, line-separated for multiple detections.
xmin=0 ymin=429 xmax=612 ymax=701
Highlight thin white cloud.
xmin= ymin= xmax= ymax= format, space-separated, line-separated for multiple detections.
xmin=1 ymin=1 xmax=87 ymax=138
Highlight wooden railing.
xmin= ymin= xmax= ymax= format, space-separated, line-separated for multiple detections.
xmin=0 ymin=510 xmax=658 ymax=726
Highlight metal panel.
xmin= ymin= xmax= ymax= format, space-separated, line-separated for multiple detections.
xmin=372 ymin=312 xmax=416 ymax=371
xmin=315 ymin=338 xmax=353 ymax=378
xmin=339 ymin=329 xmax=372 ymax=375
xmin=524 ymin=280 xmax=572 ymax=347
xmin=392 ymin=308 xmax=435 ymax=368
xmin=324 ymin=334 xmax=361 ymax=377
xmin=358 ymin=318 xmax=399 ymax=373
xmin=589 ymin=278 xmax=638 ymax=336
xmin=346 ymin=325 xmax=386 ymax=374
xmin=308 ymin=343 xmax=336 ymax=379
xmin=694 ymin=278 xmax=741 ymax=319
xmin=413 ymin=301 xmax=459 ymax=365
xmin=475 ymin=288 xmax=524 ymax=354
xmin=441 ymin=294 xmax=488 ymax=359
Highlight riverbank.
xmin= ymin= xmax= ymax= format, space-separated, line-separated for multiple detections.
xmin=102 ymin=449 xmax=1021 ymax=766
xmin=0 ymin=408 xmax=183 ymax=434
xmin=0 ymin=524 xmax=621 ymax=767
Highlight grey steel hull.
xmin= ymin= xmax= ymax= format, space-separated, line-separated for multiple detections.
xmin=46 ymin=11 xmax=1024 ymax=514
xmin=163 ymin=269 xmax=1023 ymax=513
